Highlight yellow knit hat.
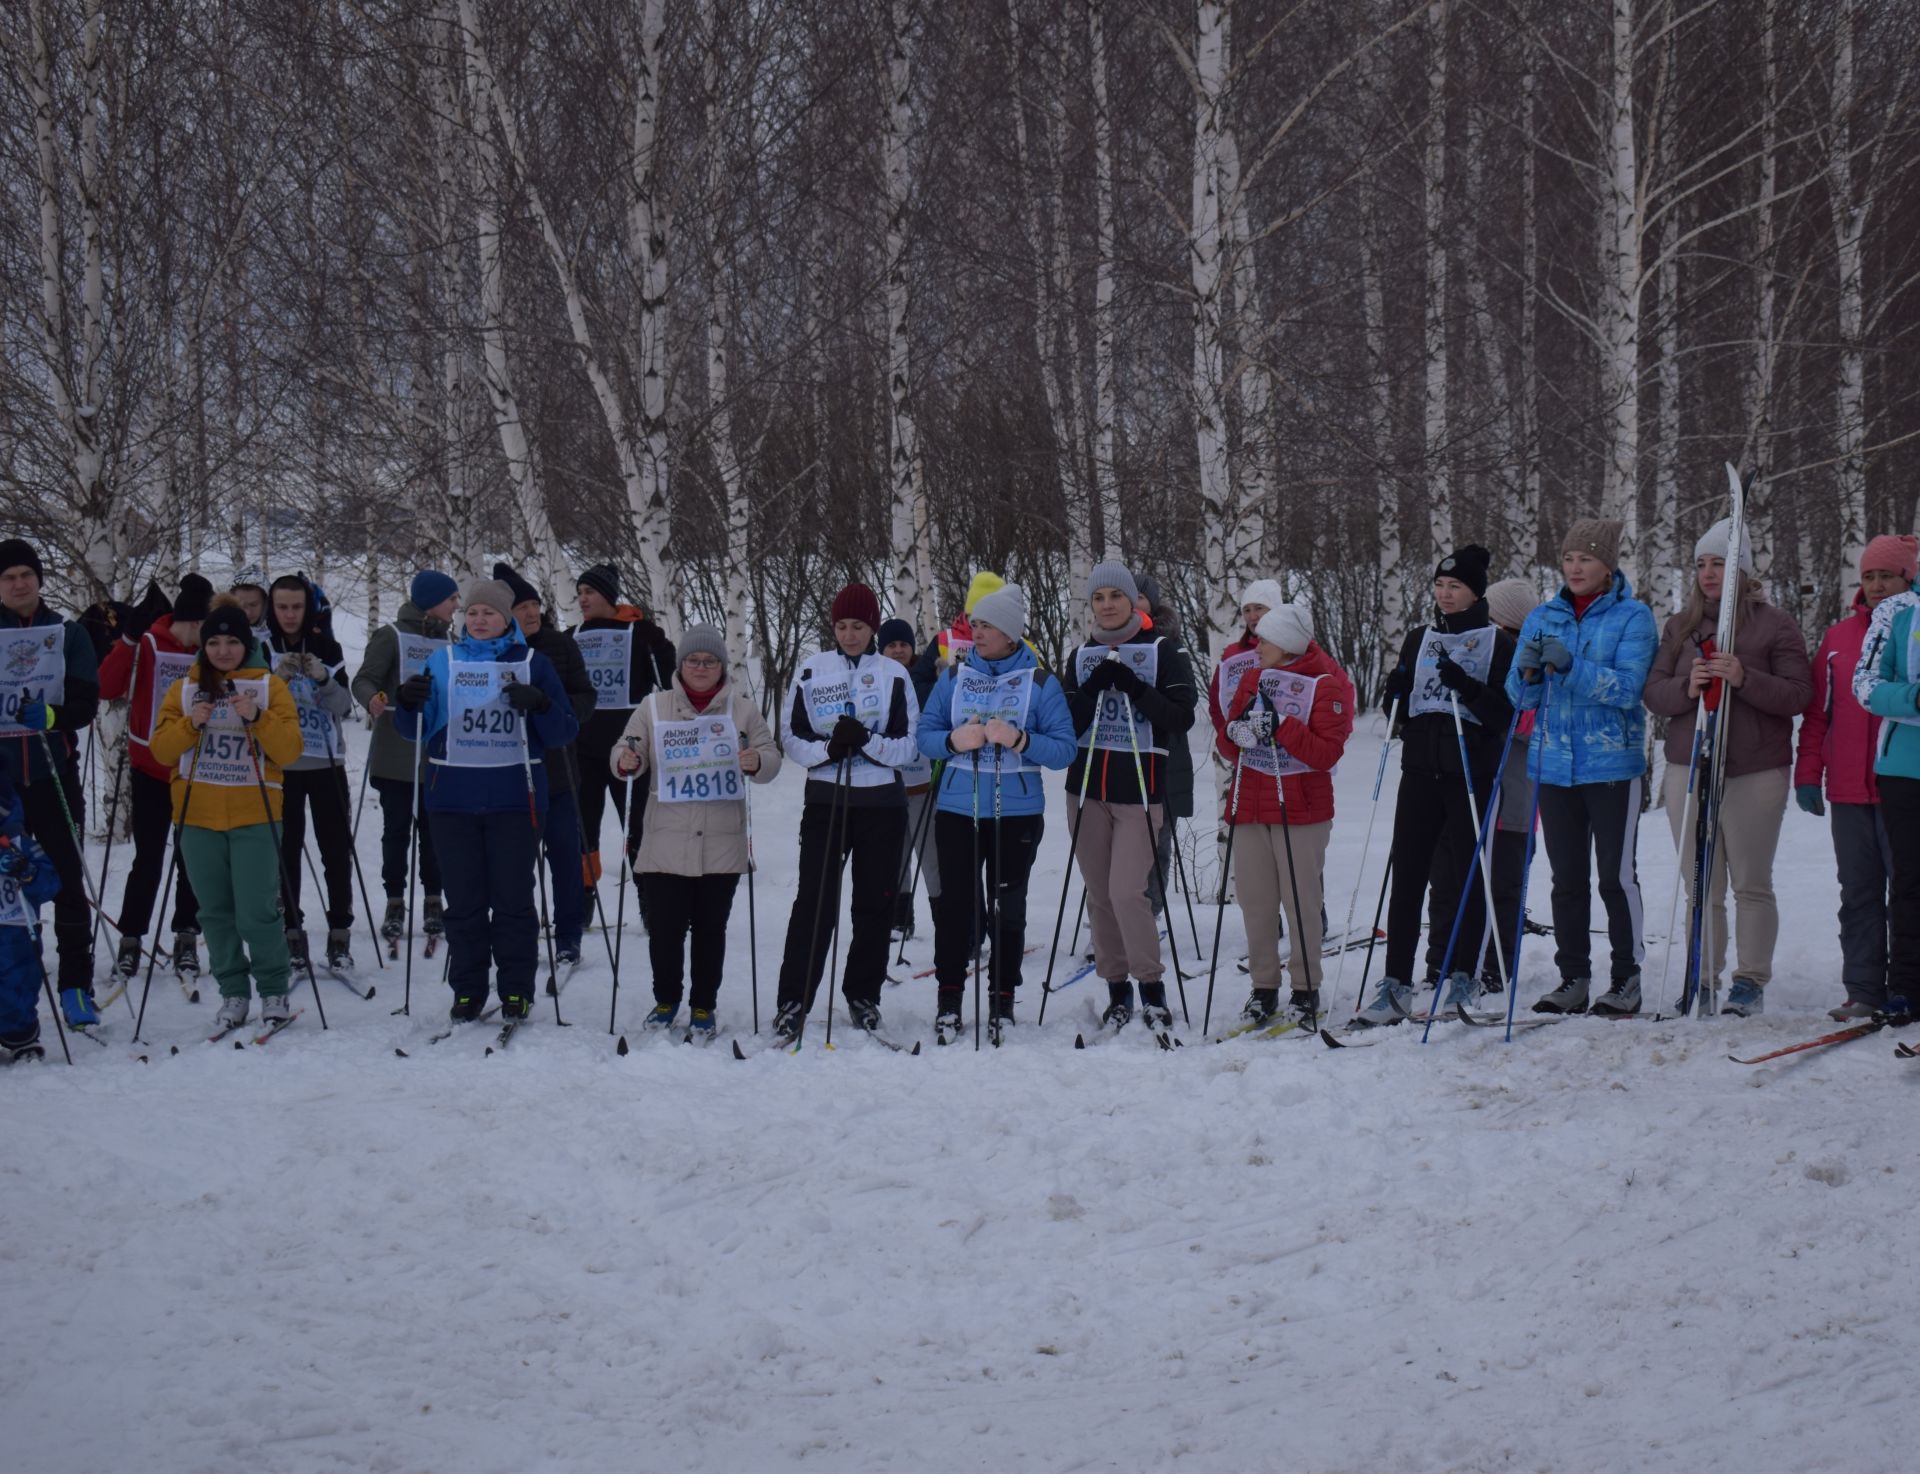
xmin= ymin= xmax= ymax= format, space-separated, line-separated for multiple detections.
xmin=963 ymin=572 xmax=1006 ymax=613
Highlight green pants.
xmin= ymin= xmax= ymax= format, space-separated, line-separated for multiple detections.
xmin=180 ymin=824 xmax=292 ymax=999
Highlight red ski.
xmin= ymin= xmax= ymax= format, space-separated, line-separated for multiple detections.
xmin=1729 ymin=1014 xmax=1910 ymax=1065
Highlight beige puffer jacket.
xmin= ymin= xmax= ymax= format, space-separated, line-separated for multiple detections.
xmin=609 ymin=677 xmax=782 ymax=875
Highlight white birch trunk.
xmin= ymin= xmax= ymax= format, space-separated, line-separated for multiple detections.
xmin=1830 ymin=0 xmax=1869 ymax=590
xmin=1190 ymin=0 xmax=1237 ymax=648
xmin=703 ymin=0 xmax=752 ymax=692
xmin=1598 ymin=0 xmax=1642 ymax=568
xmin=1741 ymin=0 xmax=1780 ymax=577
xmin=1514 ymin=64 xmax=1541 ymax=573
xmin=1088 ymin=0 xmax=1122 ymax=559
xmin=433 ymin=0 xmax=475 ymax=576
xmin=1461 ymin=107 xmax=1517 ymax=527
xmin=1651 ymin=94 xmax=1682 ymax=615
xmin=1218 ymin=121 xmax=1269 ymax=603
xmin=1421 ymin=0 xmax=1451 ymax=561
xmin=883 ymin=0 xmax=933 ymax=632
xmin=628 ymin=0 xmax=675 ymax=616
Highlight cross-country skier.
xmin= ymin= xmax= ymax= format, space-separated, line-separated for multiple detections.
xmin=264 ymin=574 xmax=359 ymax=973
xmin=0 ymin=538 xmax=101 ymax=1026
xmin=1474 ymin=577 xmax=1542 ymax=994
xmin=1644 ymin=519 xmax=1811 ymax=1015
xmin=1063 ymin=562 xmax=1198 ymax=1032
xmin=0 ymin=772 xmax=61 ymax=1062
xmin=1505 ymin=519 xmax=1658 ymax=1016
xmin=148 ymin=598 xmax=303 ymax=1033
xmin=1359 ymin=546 xmax=1515 ymax=1023
xmin=392 ymin=580 xmax=579 ymax=1023
xmin=228 ymin=582 xmax=271 ymax=643
xmin=97 ymin=574 xmax=210 ymax=984
xmin=1849 ymin=552 xmax=1920 ymax=1019
xmin=772 ymin=583 xmax=920 ymax=1044
xmin=910 ymin=572 xmax=1005 ymax=708
xmin=1797 ymin=534 xmax=1917 ymax=1019
xmin=1135 ymin=574 xmax=1200 ymax=920
xmin=880 ymin=617 xmax=940 ymax=940
xmin=915 ymin=583 xmax=1076 ymax=1041
xmin=498 ymin=563 xmax=595 ymax=967
xmin=611 ymin=624 xmax=781 ymax=1041
xmin=571 ymin=565 xmax=676 ymax=909
xmin=1217 ymin=603 xmax=1354 ymax=1026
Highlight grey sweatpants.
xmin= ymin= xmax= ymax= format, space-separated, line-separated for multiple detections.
xmin=1070 ymin=797 xmax=1164 ymax=984
xmin=1662 ymin=763 xmax=1788 ymax=987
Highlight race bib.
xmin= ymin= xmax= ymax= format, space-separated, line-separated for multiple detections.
xmin=1240 ymin=670 xmax=1321 ymax=779
xmin=444 ymin=660 xmax=523 ymax=768
xmin=951 ymin=665 xmax=1035 ymax=774
xmin=1409 ymin=628 xmax=1496 ymax=721
xmin=182 ymin=679 xmax=271 ymax=787
xmin=0 ymin=626 xmax=66 ymax=737
xmin=942 ymin=632 xmax=974 ymax=668
xmin=575 ymin=628 xmax=634 ymax=709
xmin=286 ymin=674 xmax=340 ymax=761
xmin=1074 ymin=644 xmax=1160 ymax=754
xmin=654 ymin=710 xmax=746 ymax=804
xmin=147 ymin=651 xmax=197 ymax=733
xmin=0 ymin=865 xmax=33 ymax=928
xmin=801 ymin=663 xmax=889 ymax=733
xmin=397 ymin=632 xmax=442 ymax=684
xmin=1215 ymin=649 xmax=1259 ymax=713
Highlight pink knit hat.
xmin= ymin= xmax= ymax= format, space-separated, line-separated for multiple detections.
xmin=1860 ymin=534 xmax=1918 ymax=582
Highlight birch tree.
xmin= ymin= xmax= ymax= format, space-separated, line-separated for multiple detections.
xmin=882 ymin=0 xmax=933 ymax=632
xmin=1422 ymin=0 xmax=1451 ymax=561
xmin=1087 ymin=0 xmax=1122 ymax=559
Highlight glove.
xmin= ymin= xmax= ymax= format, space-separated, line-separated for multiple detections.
xmin=300 ymin=653 xmax=329 ymax=680
xmin=1514 ymin=636 xmax=1544 ymax=676
xmin=504 ymin=681 xmax=550 ymax=714
xmin=17 ymin=699 xmax=55 ymax=731
xmin=275 ymin=656 xmax=303 ymax=681
xmin=1795 ymin=784 xmax=1825 ymax=817
xmin=0 ymin=843 xmax=30 ymax=879
xmin=1080 ymin=660 xmax=1122 ymax=695
xmin=1226 ymin=708 xmax=1275 ymax=750
xmin=1435 ymin=654 xmax=1485 ymax=701
xmin=826 ymin=713 xmax=870 ymax=761
xmin=1539 ymin=636 xmax=1573 ymax=674
xmin=1382 ymin=665 xmax=1413 ymax=708
xmin=948 ymin=720 xmax=989 ymax=753
xmin=396 ymin=673 xmax=433 ymax=711
xmin=1107 ymin=662 xmax=1149 ymax=700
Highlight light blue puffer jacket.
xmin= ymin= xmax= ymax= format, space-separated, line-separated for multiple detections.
xmin=1503 ymin=570 xmax=1658 ymax=788
xmin=1853 ymin=590 xmax=1920 ymax=781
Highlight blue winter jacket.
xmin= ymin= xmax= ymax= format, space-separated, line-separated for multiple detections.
xmin=917 ymin=643 xmax=1077 ymax=818
xmin=1503 ymin=569 xmax=1658 ymax=788
xmin=393 ymin=629 xmax=578 ymax=816
xmin=0 ymin=790 xmax=62 ymax=1037
xmin=1853 ymin=591 xmax=1920 ymax=781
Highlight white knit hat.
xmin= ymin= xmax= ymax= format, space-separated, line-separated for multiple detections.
xmin=1238 ymin=578 xmax=1284 ymax=615
xmin=1254 ymin=603 xmax=1313 ymax=655
xmin=1694 ymin=517 xmax=1755 ymax=575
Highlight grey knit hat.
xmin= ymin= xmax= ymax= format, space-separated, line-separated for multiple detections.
xmin=676 ymin=623 xmax=729 ymax=671
xmin=1085 ymin=560 xmax=1139 ymax=604
xmin=459 ymin=579 xmax=517 ymax=627
xmin=970 ymin=583 xmax=1028 ymax=642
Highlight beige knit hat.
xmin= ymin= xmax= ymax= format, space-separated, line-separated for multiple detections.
xmin=1561 ymin=518 xmax=1623 ymax=569
xmin=1484 ymin=578 xmax=1537 ymax=633
xmin=459 ymin=578 xmax=517 ymax=627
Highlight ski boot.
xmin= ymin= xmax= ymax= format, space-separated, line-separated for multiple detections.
xmin=684 ymin=1008 xmax=717 ymax=1045
xmin=449 ymin=991 xmax=485 ymax=1023
xmin=1533 ymin=977 xmax=1590 ymax=1015
xmin=1589 ymin=973 xmax=1642 ymax=1018
xmin=1354 ymin=977 xmax=1411 ymax=1027
xmin=172 ymin=930 xmax=201 ymax=976
xmin=1724 ymin=978 xmax=1764 ymax=1017
xmin=214 ymin=994 xmax=250 ymax=1032
xmin=421 ymin=895 xmax=445 ymax=955
xmin=1829 ymin=987 xmax=1883 ymax=1022
xmin=1101 ymin=980 xmax=1134 ymax=1031
xmin=772 ymin=1002 xmax=804 ymax=1047
xmin=555 ymin=939 xmax=582 ymax=968
xmin=325 ymin=928 xmax=354 ymax=972
xmin=1287 ymin=989 xmax=1322 ymax=1026
xmin=381 ymin=898 xmax=405 ymax=956
xmin=987 ymin=992 xmax=1017 ymax=1047
xmin=1239 ymin=989 xmax=1280 ymax=1028
xmin=1 ymin=1021 xmax=44 ymax=1064
xmin=1440 ymin=972 xmax=1480 ymax=1011
xmin=285 ymin=930 xmax=311 ymax=974
xmin=934 ymin=989 xmax=964 ymax=1047
xmin=260 ymin=992 xmax=293 ymax=1025
xmin=891 ymin=893 xmax=916 ymax=944
xmin=60 ymin=987 xmax=99 ymax=1029
xmin=642 ymin=1002 xmax=679 ymax=1033
xmin=848 ymin=998 xmax=882 ymax=1033
xmin=1139 ymin=981 xmax=1173 ymax=1033
xmin=499 ymin=994 xmax=532 ymax=1021
xmin=112 ymin=936 xmax=142 ymax=982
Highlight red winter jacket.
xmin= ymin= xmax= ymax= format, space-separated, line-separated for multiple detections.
xmin=98 ymin=616 xmax=200 ymax=783
xmin=1215 ymin=641 xmax=1354 ymax=826
xmin=1795 ymin=591 xmax=1883 ymax=805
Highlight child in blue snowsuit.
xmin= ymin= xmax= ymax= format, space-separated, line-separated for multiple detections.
xmin=1 ymin=774 xmax=63 ymax=1061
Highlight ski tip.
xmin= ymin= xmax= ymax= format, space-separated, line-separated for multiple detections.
xmin=169 ymin=1045 xmax=179 ymax=1056
xmin=616 ymin=1035 xmax=629 ymax=1056
xmin=731 ymin=1040 xmax=748 ymax=1060
xmin=233 ymin=1040 xmax=244 ymax=1050
xmin=365 ymin=985 xmax=376 ymax=999
xmin=1074 ymin=1034 xmax=1088 ymax=1049
xmin=484 ymin=1045 xmax=495 ymax=1056
xmin=910 ymin=1041 xmax=921 ymax=1055
xmin=1320 ymin=1028 xmax=1344 ymax=1048
xmin=394 ymin=1048 xmax=409 ymax=1058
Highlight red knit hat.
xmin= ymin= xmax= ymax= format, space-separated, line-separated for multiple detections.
xmin=830 ymin=582 xmax=881 ymax=629
xmin=1860 ymin=534 xmax=1918 ymax=583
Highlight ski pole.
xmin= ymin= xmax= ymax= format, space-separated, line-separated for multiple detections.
xmin=1200 ymin=750 xmax=1245 ymax=1036
xmin=1124 ymin=691 xmax=1188 ymax=1025
xmin=1 ymin=832 xmax=73 ymax=1065
xmin=1263 ymin=708 xmax=1316 ymax=1033
xmin=894 ymin=760 xmax=941 ymax=967
xmin=798 ymin=706 xmax=856 ymax=1041
xmin=516 ymin=711 xmax=563 ymax=1026
xmin=743 ymin=758 xmax=759 ymax=1035
xmin=611 ymin=774 xmax=633 ymax=1026
xmin=1036 ymin=713 xmax=1097 ymax=1028
xmin=134 ymin=741 xmax=201 ymax=1043
xmin=399 ymin=720 xmax=423 ymax=1017
xmin=968 ymin=724 xmax=984 ymax=1050
xmin=33 ymin=730 xmax=119 ymax=1011
xmin=1502 ymin=675 xmax=1553 ymax=1041
xmin=989 ymin=739 xmax=1005 ymax=1049
xmin=820 ymin=751 xmax=855 ymax=1049
xmin=319 ymin=706 xmax=386 ymax=971
xmin=1447 ymin=689 xmax=1510 ymax=989
xmin=87 ymin=635 xmax=138 ymax=968
xmin=245 ymin=727 xmax=328 ymax=1030
xmin=1333 ymin=697 xmax=1400 ymax=1006
xmin=1419 ymin=709 xmax=1520 ymax=1043
xmin=1656 ymin=709 xmax=1705 ymax=1013
xmin=1168 ymin=814 xmax=1204 ymax=960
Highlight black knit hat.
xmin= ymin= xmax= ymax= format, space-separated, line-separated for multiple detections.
xmin=0 ymin=538 xmax=43 ymax=581
xmin=200 ymin=600 xmax=255 ymax=651
xmin=493 ymin=562 xmax=541 ymax=609
xmin=876 ymin=618 xmax=915 ymax=650
xmin=578 ymin=564 xmax=621 ymax=608
xmin=1434 ymin=545 xmax=1491 ymax=598
xmin=173 ymin=573 xmax=214 ymax=624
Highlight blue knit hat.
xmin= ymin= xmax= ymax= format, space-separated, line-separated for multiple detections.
xmin=410 ymin=569 xmax=458 ymax=611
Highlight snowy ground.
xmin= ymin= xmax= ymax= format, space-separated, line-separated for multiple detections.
xmin=6 ymin=609 xmax=1918 ymax=1472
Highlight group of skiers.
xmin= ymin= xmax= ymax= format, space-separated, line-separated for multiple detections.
xmin=3 ymin=513 xmax=1918 ymax=1060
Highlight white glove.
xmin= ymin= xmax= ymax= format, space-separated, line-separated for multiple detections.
xmin=301 ymin=653 xmax=329 ymax=680
xmin=1227 ymin=709 xmax=1275 ymax=750
xmin=949 ymin=720 xmax=989 ymax=753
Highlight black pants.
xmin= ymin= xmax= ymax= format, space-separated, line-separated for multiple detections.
xmin=645 ymin=871 xmax=740 ymax=1011
xmin=120 ymin=766 xmax=199 ymax=938
xmin=1479 ymin=829 xmax=1528 ymax=984
xmin=1538 ymin=778 xmax=1644 ymax=984
xmin=279 ymin=767 xmax=355 ymax=932
xmin=431 ymin=808 xmax=539 ymax=1002
xmin=775 ymin=796 xmax=906 ymax=1013
xmin=373 ymin=774 xmax=441 ymax=898
xmin=575 ymin=726 xmax=643 ymax=864
xmin=1387 ymin=766 xmax=1488 ymax=984
xmin=1878 ymin=776 xmax=1920 ymax=1009
xmin=931 ymin=809 xmax=1043 ymax=1002
xmin=18 ymin=763 xmax=90 ymax=988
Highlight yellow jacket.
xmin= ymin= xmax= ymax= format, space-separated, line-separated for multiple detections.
xmin=149 ymin=662 xmax=303 ymax=830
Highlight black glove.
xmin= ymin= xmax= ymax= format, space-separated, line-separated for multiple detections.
xmin=1081 ymin=659 xmax=1122 ymax=695
xmin=396 ymin=673 xmax=433 ymax=711
xmin=1382 ymin=665 xmax=1413 ymax=708
xmin=1107 ymin=662 xmax=1149 ymax=700
xmin=0 ymin=844 xmax=31 ymax=880
xmin=826 ymin=713 xmax=869 ymax=761
xmin=1434 ymin=654 xmax=1484 ymax=701
xmin=504 ymin=681 xmax=550 ymax=714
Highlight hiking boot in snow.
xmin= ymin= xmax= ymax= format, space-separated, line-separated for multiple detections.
xmin=421 ymin=895 xmax=445 ymax=936
xmin=1441 ymin=972 xmax=1480 ymax=1010
xmin=1355 ymin=976 xmax=1412 ymax=1027
xmin=112 ymin=937 xmax=142 ymax=980
xmin=1533 ymin=977 xmax=1590 ymax=1015
xmin=60 ymin=987 xmax=98 ymax=1029
xmin=684 ymin=1008 xmax=717 ymax=1044
xmin=1590 ymin=974 xmax=1642 ymax=1018
xmin=1239 ymin=989 xmax=1279 ymax=1027
xmin=260 ymin=992 xmax=292 ymax=1024
xmin=1139 ymin=981 xmax=1172 ymax=1031
xmin=1101 ymin=980 xmax=1134 ymax=1029
xmin=642 ymin=1002 xmax=679 ymax=1033
xmin=1723 ymin=978 xmax=1764 ymax=1017
xmin=325 ymin=929 xmax=353 ymax=971
xmin=214 ymin=994 xmax=250 ymax=1031
xmin=381 ymin=898 xmax=406 ymax=943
